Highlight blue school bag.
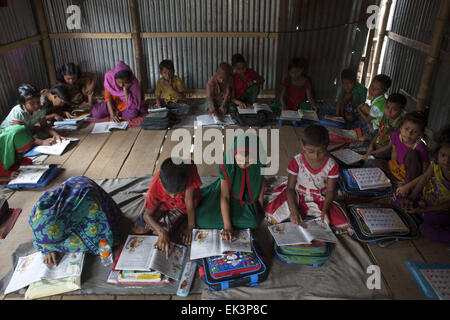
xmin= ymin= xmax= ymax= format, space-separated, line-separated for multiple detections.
xmin=198 ymin=239 xmax=268 ymax=291
xmin=338 ymin=169 xmax=393 ymax=197
xmin=4 ymin=165 xmax=60 ymax=190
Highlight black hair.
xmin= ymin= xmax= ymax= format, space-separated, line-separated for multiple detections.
xmin=159 ymin=60 xmax=175 ymax=72
xmin=288 ymin=57 xmax=306 ymax=71
xmin=341 ymin=69 xmax=357 ymax=82
xmin=159 ymin=158 xmax=190 ymax=194
xmin=49 ymin=84 xmax=71 ymax=103
xmin=217 ymin=62 xmax=233 ymax=74
xmin=372 ymin=74 xmax=392 ymax=91
xmin=434 ymin=125 xmax=450 ymax=157
xmin=302 ymin=125 xmax=330 ymax=147
xmin=17 ymin=84 xmax=40 ymax=104
xmin=387 ymin=93 xmax=407 ymax=108
xmin=402 ymin=111 xmax=427 ymax=132
xmin=56 ymin=63 xmax=82 ymax=83
xmin=114 ymin=70 xmax=133 ymax=82
xmin=231 ymin=54 xmax=246 ymax=67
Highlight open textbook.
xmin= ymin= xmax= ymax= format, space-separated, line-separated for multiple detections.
xmin=34 ymin=138 xmax=79 ymax=156
xmin=280 ymin=110 xmax=303 ymax=121
xmin=196 ymin=114 xmax=235 ymax=126
xmin=113 ymin=235 xmax=187 ymax=280
xmin=8 ymin=165 xmax=50 ymax=185
xmin=268 ymin=219 xmax=338 ymax=246
xmin=237 ymin=103 xmax=272 ymax=114
xmin=190 ymin=229 xmax=252 ymax=260
xmin=91 ymin=121 xmax=129 ymax=134
xmin=5 ymin=251 xmax=85 ymax=295
xmin=301 ymin=109 xmax=320 ymax=121
xmin=331 ymin=148 xmax=364 ymax=165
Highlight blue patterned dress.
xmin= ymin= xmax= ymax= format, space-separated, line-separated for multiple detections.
xmin=29 ymin=176 xmax=123 ymax=255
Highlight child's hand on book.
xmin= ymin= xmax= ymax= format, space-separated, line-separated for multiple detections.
xmin=321 ymin=211 xmax=331 ymax=225
xmin=9 ymin=171 xmax=20 ymax=181
xmin=221 ymin=228 xmax=237 ymax=242
xmin=154 ymin=230 xmax=172 ymax=259
xmin=290 ymin=212 xmax=306 ymax=228
xmin=43 ymin=252 xmax=60 ymax=267
xmin=181 ymin=224 xmax=195 ymax=246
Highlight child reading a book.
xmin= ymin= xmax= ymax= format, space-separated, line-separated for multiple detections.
xmin=29 ymin=176 xmax=131 ymax=266
xmin=335 ymin=69 xmax=367 ymax=122
xmin=134 ymin=158 xmax=202 ymax=255
xmin=205 ymin=63 xmax=234 ymax=116
xmin=356 ymin=74 xmax=391 ymax=140
xmin=230 ymin=54 xmax=265 ymax=109
xmin=362 ymin=93 xmax=406 ymax=160
xmin=91 ymin=61 xmax=145 ymax=122
xmin=265 ymin=125 xmax=348 ymax=230
xmin=0 ymin=125 xmax=34 ymax=182
xmin=195 ymin=134 xmax=265 ymax=241
xmin=153 ymin=60 xmax=190 ymax=116
xmin=57 ymin=62 xmax=97 ymax=108
xmin=270 ymin=57 xmax=318 ymax=114
xmin=396 ymin=125 xmax=450 ymax=245
xmin=0 ymin=84 xmax=62 ymax=145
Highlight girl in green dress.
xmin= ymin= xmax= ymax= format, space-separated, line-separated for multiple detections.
xmin=195 ymin=133 xmax=265 ymax=241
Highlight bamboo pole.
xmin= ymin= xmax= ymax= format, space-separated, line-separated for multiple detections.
xmin=129 ymin=0 xmax=145 ymax=88
xmin=31 ymin=0 xmax=57 ymax=85
xmin=361 ymin=27 xmax=376 ymax=86
xmin=370 ymin=0 xmax=392 ymax=79
xmin=416 ymin=0 xmax=450 ymax=111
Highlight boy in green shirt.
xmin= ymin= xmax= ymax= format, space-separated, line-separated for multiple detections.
xmin=357 ymin=74 xmax=392 ymax=141
xmin=336 ymin=69 xmax=367 ymax=122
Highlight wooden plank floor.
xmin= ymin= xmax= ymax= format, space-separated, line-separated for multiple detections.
xmin=1 ymin=114 xmax=449 ymax=300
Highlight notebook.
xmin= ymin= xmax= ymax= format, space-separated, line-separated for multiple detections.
xmin=8 ymin=165 xmax=50 ymax=185
xmin=324 ymin=115 xmax=345 ymax=123
xmin=237 ymin=103 xmax=272 ymax=114
xmin=356 ymin=208 xmax=409 ymax=234
xmin=34 ymin=138 xmax=79 ymax=156
xmin=280 ymin=110 xmax=303 ymax=121
xmin=331 ymin=148 xmax=364 ymax=165
xmin=91 ymin=121 xmax=129 ymax=134
xmin=420 ymin=269 xmax=450 ymax=300
xmin=196 ymin=114 xmax=235 ymax=126
xmin=348 ymin=168 xmax=391 ymax=190
xmin=301 ymin=109 xmax=320 ymax=122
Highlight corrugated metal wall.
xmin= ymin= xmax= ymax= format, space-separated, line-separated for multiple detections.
xmin=382 ymin=0 xmax=450 ymax=132
xmin=278 ymin=0 xmax=377 ymax=99
xmin=0 ymin=0 xmax=49 ymax=120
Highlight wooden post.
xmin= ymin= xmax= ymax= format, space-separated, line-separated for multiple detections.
xmin=370 ymin=0 xmax=392 ymax=80
xmin=275 ymin=0 xmax=288 ymax=97
xmin=31 ymin=0 xmax=57 ymax=85
xmin=416 ymin=0 xmax=450 ymax=111
xmin=129 ymin=0 xmax=146 ymax=89
xmin=361 ymin=27 xmax=376 ymax=86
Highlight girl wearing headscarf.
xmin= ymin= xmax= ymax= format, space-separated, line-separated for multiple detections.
xmin=0 ymin=125 xmax=34 ymax=182
xmin=91 ymin=61 xmax=145 ymax=121
xmin=29 ymin=176 xmax=130 ymax=266
xmin=195 ymin=133 xmax=265 ymax=240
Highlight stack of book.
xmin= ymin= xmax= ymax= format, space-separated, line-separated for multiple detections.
xmin=53 ymin=116 xmax=87 ymax=131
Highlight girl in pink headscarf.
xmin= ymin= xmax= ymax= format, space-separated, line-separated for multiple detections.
xmin=92 ymin=61 xmax=145 ymax=121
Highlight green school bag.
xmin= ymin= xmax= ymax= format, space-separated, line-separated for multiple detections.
xmin=274 ymin=241 xmax=331 ymax=267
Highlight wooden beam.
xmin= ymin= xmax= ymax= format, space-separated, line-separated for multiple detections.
xmin=129 ymin=0 xmax=146 ymax=87
xmin=371 ymin=0 xmax=393 ymax=79
xmin=387 ymin=31 xmax=450 ymax=62
xmin=275 ymin=0 xmax=288 ymax=97
xmin=417 ymin=0 xmax=450 ymax=111
xmin=0 ymin=35 xmax=42 ymax=55
xmin=31 ymin=0 xmax=57 ymax=85
xmin=49 ymin=33 xmax=133 ymax=39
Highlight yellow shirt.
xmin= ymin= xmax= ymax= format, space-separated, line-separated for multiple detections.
xmin=155 ymin=75 xmax=185 ymax=103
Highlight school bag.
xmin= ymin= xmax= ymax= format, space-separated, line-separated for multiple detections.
xmin=273 ymin=241 xmax=331 ymax=267
xmin=345 ymin=204 xmax=419 ymax=246
xmin=198 ymin=239 xmax=268 ymax=291
xmin=338 ymin=169 xmax=393 ymax=198
xmin=4 ymin=165 xmax=60 ymax=190
xmin=230 ymin=110 xmax=269 ymax=127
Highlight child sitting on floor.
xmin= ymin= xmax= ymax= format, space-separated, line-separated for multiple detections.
xmin=356 ymin=74 xmax=391 ymax=140
xmin=0 ymin=84 xmax=62 ymax=145
xmin=362 ymin=93 xmax=406 ymax=160
xmin=396 ymin=125 xmax=450 ymax=245
xmin=270 ymin=57 xmax=318 ymax=114
xmin=42 ymin=84 xmax=73 ymax=121
xmin=335 ymin=69 xmax=367 ymax=122
xmin=230 ymin=53 xmax=265 ymax=109
xmin=205 ymin=62 xmax=234 ymax=116
xmin=154 ymin=59 xmax=190 ymax=116
xmin=377 ymin=111 xmax=429 ymax=190
xmin=265 ymin=125 xmax=348 ymax=230
xmin=134 ymin=158 xmax=202 ymax=256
